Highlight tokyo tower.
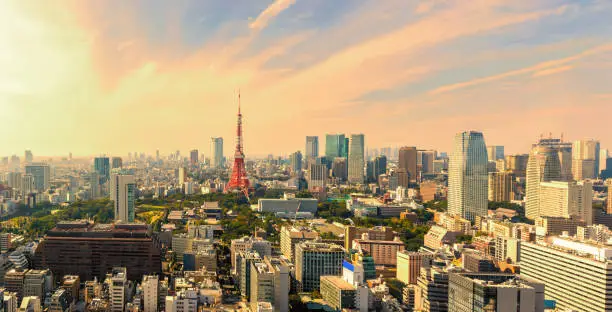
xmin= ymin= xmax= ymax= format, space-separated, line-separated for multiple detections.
xmin=225 ymin=91 xmax=250 ymax=198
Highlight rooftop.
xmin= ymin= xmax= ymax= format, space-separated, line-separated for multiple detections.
xmin=321 ymin=275 xmax=355 ymax=291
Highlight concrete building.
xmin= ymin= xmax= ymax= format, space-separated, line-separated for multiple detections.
xmin=320 ymin=276 xmax=356 ymax=310
xmin=295 ymin=242 xmax=345 ymax=292
xmin=307 ymin=163 xmax=328 ymax=190
xmin=462 ymin=251 xmax=497 ymax=273
xmin=189 ymin=150 xmax=198 ymax=166
xmin=396 ymin=251 xmax=434 ymax=285
xmin=230 ymin=236 xmax=271 ymax=272
xmin=424 ymin=226 xmax=460 ymax=250
xmin=289 ymin=151 xmax=302 ymax=175
xmin=448 ymin=131 xmax=488 ymax=222
xmin=110 ymin=267 xmax=127 ymax=312
xmin=399 ymin=147 xmax=418 ymax=185
xmin=237 ymin=251 xmax=262 ymax=300
xmin=5 ymin=269 xmax=27 ymax=303
xmin=505 ymin=154 xmax=529 ymax=177
xmin=24 ymin=163 xmax=50 ymax=193
xmin=520 ymin=237 xmax=612 ymax=311
xmin=414 ymin=266 xmax=453 ymax=312
xmin=331 ymin=157 xmax=348 ymax=182
xmin=211 ymin=137 xmax=224 ymax=168
xmin=488 ymin=171 xmax=513 ymax=202
xmin=486 ymin=146 xmax=505 ymax=161
xmin=572 ymin=139 xmax=600 ymax=180
xmin=348 ymin=134 xmax=365 ymax=184
xmin=110 ymin=174 xmax=136 ymax=223
xmin=538 ymin=180 xmax=593 ymax=224
xmin=351 ymin=236 xmax=404 ymax=267
xmin=23 ymin=270 xmax=50 ymax=302
xmin=165 ymin=289 xmax=198 ymax=312
xmin=48 ymin=288 xmax=71 ymax=312
xmin=280 ymin=226 xmax=318 ymax=262
xmin=344 ymin=226 xmax=396 ymax=251
xmin=142 ymin=275 xmax=159 ymax=312
xmin=535 ymin=216 xmax=586 ymax=236
xmin=494 ymin=236 xmax=520 ymax=264
xmin=305 ymin=136 xmax=319 ymax=164
xmin=526 ymin=145 xmax=562 ymax=220
xmin=448 ymin=273 xmax=544 ymax=312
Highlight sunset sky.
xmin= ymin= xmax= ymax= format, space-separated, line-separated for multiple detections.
xmin=1 ymin=0 xmax=611 ymax=158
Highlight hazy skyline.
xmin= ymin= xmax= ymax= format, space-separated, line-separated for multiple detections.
xmin=1 ymin=0 xmax=611 ymax=157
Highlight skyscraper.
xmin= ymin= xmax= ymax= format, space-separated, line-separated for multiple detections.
xmin=538 ymin=180 xmax=593 ymax=224
xmin=525 ymin=144 xmax=561 ymax=220
xmin=24 ymin=150 xmax=33 ymax=163
xmin=305 ymin=136 xmax=319 ymax=163
xmin=600 ymin=149 xmax=609 ymax=175
xmin=572 ymin=139 xmax=600 ymax=180
xmin=325 ymin=134 xmax=346 ymax=158
xmin=211 ymin=137 xmax=224 ymax=168
xmin=348 ymin=134 xmax=365 ymax=184
xmin=332 ymin=157 xmax=348 ymax=182
xmin=309 ymin=164 xmax=328 ymax=190
xmin=110 ymin=174 xmax=136 ymax=223
xmin=25 ymin=163 xmax=50 ymax=193
xmin=448 ymin=131 xmax=488 ymax=222
xmin=488 ymin=171 xmax=514 ymax=202
xmin=190 ymin=149 xmax=199 ymax=166
xmin=398 ymin=147 xmax=418 ymax=185
xmin=486 ymin=146 xmax=504 ymax=161
xmin=111 ymin=157 xmax=122 ymax=169
xmin=290 ymin=151 xmax=303 ymax=174
xmin=373 ymin=155 xmax=387 ymax=179
xmin=94 ymin=157 xmax=110 ymax=184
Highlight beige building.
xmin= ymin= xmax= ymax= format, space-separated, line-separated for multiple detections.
xmin=424 ymin=225 xmax=460 ymax=250
xmin=352 ymin=236 xmax=405 ymax=266
xmin=535 ymin=216 xmax=586 ymax=236
xmin=320 ymin=276 xmax=357 ymax=311
xmin=280 ymin=226 xmax=319 ymax=262
xmin=396 ymin=251 xmax=433 ymax=285
xmin=538 ymin=181 xmax=593 ymax=224
xmin=488 ymin=171 xmax=514 ymax=202
xmin=230 ymin=236 xmax=272 ymax=271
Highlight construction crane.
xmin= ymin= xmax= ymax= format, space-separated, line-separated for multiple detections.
xmin=293 ymin=200 xmax=301 ymax=224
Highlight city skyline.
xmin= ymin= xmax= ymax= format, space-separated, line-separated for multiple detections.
xmin=2 ymin=0 xmax=611 ymax=156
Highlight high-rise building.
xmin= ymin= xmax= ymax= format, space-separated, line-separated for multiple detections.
xmin=110 ymin=267 xmax=127 ymax=312
xmin=189 ymin=149 xmax=198 ymax=166
xmin=331 ymin=157 xmax=348 ymax=182
xmin=24 ymin=269 xmax=50 ymax=302
xmin=348 ymin=134 xmax=365 ymax=184
xmin=538 ymin=181 xmax=593 ymax=225
xmin=396 ymin=251 xmax=433 ymax=285
xmin=607 ymin=180 xmax=612 ymax=214
xmin=448 ymin=131 xmax=488 ymax=222
xmin=486 ymin=146 xmax=505 ymax=161
xmin=237 ymin=250 xmax=261 ymax=299
xmin=142 ymin=275 xmax=159 ymax=312
xmin=308 ymin=163 xmax=328 ymax=190
xmin=110 ymin=174 xmax=136 ymax=223
xmin=25 ymin=163 xmax=50 ymax=193
xmin=600 ymin=149 xmax=609 ymax=176
xmin=5 ymin=269 xmax=26 ymax=302
xmin=111 ymin=157 xmax=122 ymax=169
xmin=505 ymin=154 xmax=529 ymax=177
xmin=33 ymin=221 xmax=162 ymax=281
xmin=94 ymin=157 xmax=110 ymax=184
xmin=419 ymin=150 xmax=437 ymax=175
xmin=249 ymin=258 xmax=289 ymax=312
xmin=230 ymin=236 xmax=272 ymax=272
xmin=521 ymin=237 xmax=612 ymax=311
xmin=373 ymin=155 xmax=387 ymax=180
xmin=572 ymin=139 xmax=600 ymax=180
xmin=280 ymin=226 xmax=319 ymax=262
xmin=289 ymin=151 xmax=303 ymax=174
xmin=525 ymin=145 xmax=562 ymax=220
xmin=488 ymin=171 xmax=514 ymax=202
xmin=305 ymin=136 xmax=319 ymax=163
xmin=10 ymin=155 xmax=20 ymax=171
xmin=343 ymin=138 xmax=350 ymax=158
xmin=414 ymin=265 xmax=452 ymax=312
xmin=24 ymin=150 xmax=33 ymax=163
xmin=211 ymin=137 xmax=224 ymax=168
xmin=325 ymin=134 xmax=346 ymax=158
xmin=448 ymin=273 xmax=544 ymax=312
xmin=178 ymin=167 xmax=186 ymax=184
xmin=399 ymin=147 xmax=418 ymax=185
xmin=295 ymin=242 xmax=345 ymax=292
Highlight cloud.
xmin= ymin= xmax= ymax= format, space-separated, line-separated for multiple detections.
xmin=430 ymin=43 xmax=612 ymax=94
xmin=249 ymin=0 xmax=296 ymax=31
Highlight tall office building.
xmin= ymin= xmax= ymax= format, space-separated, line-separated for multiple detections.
xmin=289 ymin=151 xmax=303 ymax=175
xmin=396 ymin=251 xmax=433 ymax=285
xmin=24 ymin=150 xmax=33 ymax=163
xmin=21 ymin=174 xmax=35 ymax=195
xmin=505 ymin=154 xmax=529 ymax=177
xmin=348 ymin=134 xmax=365 ymax=184
xmin=25 ymin=163 xmax=50 ymax=193
xmin=308 ymin=163 xmax=328 ymax=190
xmin=521 ymin=237 xmax=612 ymax=311
xmin=332 ymin=157 xmax=348 ymax=182
xmin=111 ymin=157 xmax=122 ymax=169
xmin=525 ymin=144 xmax=562 ymax=220
xmin=10 ymin=155 xmax=20 ymax=171
xmin=249 ymin=258 xmax=289 ymax=312
xmin=178 ymin=167 xmax=186 ymax=184
xmin=295 ymin=242 xmax=345 ymax=292
xmin=448 ymin=273 xmax=544 ymax=312
xmin=305 ymin=136 xmax=319 ymax=163
xmin=211 ymin=137 xmax=224 ymax=168
xmin=325 ymin=134 xmax=346 ymax=158
xmin=398 ymin=147 xmax=418 ymax=185
xmin=448 ymin=131 xmax=488 ymax=222
xmin=488 ymin=171 xmax=514 ymax=202
xmin=572 ymin=139 xmax=600 ymax=180
xmin=538 ymin=181 xmax=593 ymax=225
xmin=486 ymin=146 xmax=505 ymax=161
xmin=600 ymin=149 xmax=609 ymax=175
xmin=189 ymin=149 xmax=199 ymax=166
xmin=373 ymin=155 xmax=387 ymax=179
xmin=110 ymin=174 xmax=136 ymax=223
xmin=94 ymin=157 xmax=110 ymax=184
xmin=419 ymin=150 xmax=437 ymax=174
xmin=280 ymin=226 xmax=319 ymax=262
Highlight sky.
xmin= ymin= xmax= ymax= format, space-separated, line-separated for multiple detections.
xmin=1 ymin=0 xmax=611 ymax=158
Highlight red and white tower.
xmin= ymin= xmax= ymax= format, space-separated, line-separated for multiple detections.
xmin=225 ymin=91 xmax=250 ymax=197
